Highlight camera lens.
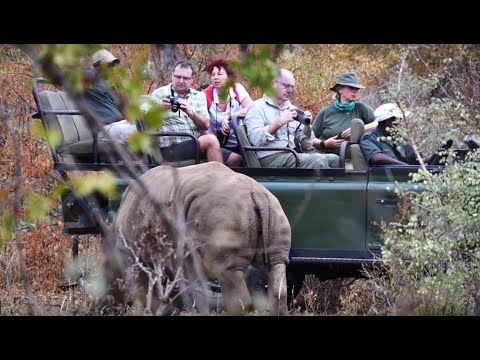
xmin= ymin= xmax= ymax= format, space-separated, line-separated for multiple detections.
xmin=295 ymin=109 xmax=310 ymax=126
xmin=170 ymin=96 xmax=180 ymax=113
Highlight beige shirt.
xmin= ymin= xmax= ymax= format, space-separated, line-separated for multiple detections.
xmin=244 ymin=95 xmax=313 ymax=159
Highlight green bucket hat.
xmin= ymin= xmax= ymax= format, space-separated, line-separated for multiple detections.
xmin=330 ymin=72 xmax=365 ymax=92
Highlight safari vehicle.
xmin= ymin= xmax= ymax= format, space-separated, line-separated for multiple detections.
xmin=32 ymin=78 xmax=472 ymax=296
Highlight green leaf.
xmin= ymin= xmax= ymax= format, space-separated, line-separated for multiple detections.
xmin=69 ymin=171 xmax=117 ymax=199
xmin=127 ymin=132 xmax=154 ymax=154
xmin=25 ymin=192 xmax=52 ymax=222
xmin=31 ymin=121 xmax=62 ymax=148
xmin=0 ymin=210 xmax=15 ymax=246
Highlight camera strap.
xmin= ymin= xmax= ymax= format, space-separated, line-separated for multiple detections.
xmin=170 ymin=86 xmax=175 ymax=97
xmin=293 ymin=122 xmax=303 ymax=153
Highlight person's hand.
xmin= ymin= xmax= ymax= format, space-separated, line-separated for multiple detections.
xmin=324 ymin=134 xmax=345 ymax=149
xmin=339 ymin=127 xmax=351 ymax=139
xmin=280 ymin=109 xmax=297 ymax=125
xmin=177 ymin=98 xmax=193 ymax=116
xmin=160 ymin=96 xmax=172 ymax=110
xmin=221 ymin=118 xmax=231 ymax=135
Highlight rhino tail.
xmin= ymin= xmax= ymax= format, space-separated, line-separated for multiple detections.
xmin=251 ymin=191 xmax=272 ymax=272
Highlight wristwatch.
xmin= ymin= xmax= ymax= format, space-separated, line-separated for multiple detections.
xmin=319 ymin=140 xmax=325 ymax=150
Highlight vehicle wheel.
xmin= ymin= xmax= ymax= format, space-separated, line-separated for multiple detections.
xmin=193 ymin=281 xmax=225 ymax=313
xmin=196 ymin=265 xmax=268 ymax=313
xmin=287 ymin=271 xmax=305 ymax=310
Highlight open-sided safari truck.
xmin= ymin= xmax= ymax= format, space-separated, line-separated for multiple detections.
xmin=32 ymin=77 xmax=475 ymax=297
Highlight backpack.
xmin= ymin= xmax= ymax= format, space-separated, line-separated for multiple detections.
xmin=203 ymin=84 xmax=240 ymax=110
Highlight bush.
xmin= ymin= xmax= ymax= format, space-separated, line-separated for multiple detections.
xmin=369 ymin=152 xmax=480 ymax=315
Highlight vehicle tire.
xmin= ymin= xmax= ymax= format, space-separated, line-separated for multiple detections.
xmin=195 ymin=265 xmax=268 ymax=313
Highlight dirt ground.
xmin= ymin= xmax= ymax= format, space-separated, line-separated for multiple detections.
xmin=1 ymin=274 xmax=377 ymax=316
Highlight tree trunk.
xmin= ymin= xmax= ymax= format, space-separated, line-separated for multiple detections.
xmin=150 ymin=44 xmax=180 ymax=89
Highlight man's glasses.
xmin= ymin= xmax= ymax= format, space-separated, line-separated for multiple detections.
xmin=275 ymin=80 xmax=295 ymax=90
xmin=173 ymin=74 xmax=193 ymax=81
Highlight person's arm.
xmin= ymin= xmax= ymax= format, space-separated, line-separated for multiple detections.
xmin=364 ymin=120 xmax=378 ymax=132
xmin=222 ymin=97 xmax=253 ymax=135
xmin=243 ymin=105 xmax=267 ymax=146
xmin=179 ymin=92 xmax=210 ymax=131
xmin=232 ymin=83 xmax=253 ymax=118
xmin=360 ymin=132 xmax=408 ymax=166
xmin=370 ymin=153 xmax=408 ymax=165
xmin=295 ymin=110 xmax=315 ymax=151
xmin=267 ymin=109 xmax=297 ymax=137
xmin=244 ymin=105 xmax=295 ymax=146
xmin=187 ymin=108 xmax=210 ymax=131
xmin=312 ymin=108 xmax=325 ymax=139
xmin=151 ymin=87 xmax=172 ymax=110
xmin=358 ymin=103 xmax=378 ymax=133
xmin=312 ymin=134 xmax=344 ymax=151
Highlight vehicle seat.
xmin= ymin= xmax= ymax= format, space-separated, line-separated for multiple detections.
xmin=236 ymin=122 xmax=262 ymax=168
xmin=39 ymin=89 xmax=198 ymax=167
xmin=38 ymin=90 xmax=114 ymax=163
xmin=350 ymin=118 xmax=369 ymax=170
xmin=231 ymin=116 xmax=300 ymax=168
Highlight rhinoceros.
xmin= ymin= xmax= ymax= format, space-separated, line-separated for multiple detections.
xmin=104 ymin=162 xmax=291 ymax=315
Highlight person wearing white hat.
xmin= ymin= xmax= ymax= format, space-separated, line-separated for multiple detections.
xmin=360 ymin=103 xmax=418 ymax=166
xmin=83 ymin=49 xmax=137 ymax=144
xmin=91 ymin=49 xmax=120 ymax=67
xmin=312 ymin=72 xmax=377 ymax=155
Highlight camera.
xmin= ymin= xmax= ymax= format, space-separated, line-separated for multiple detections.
xmin=170 ymin=96 xmax=180 ymax=113
xmin=294 ymin=109 xmax=311 ymax=126
xmin=216 ymin=130 xmax=230 ymax=146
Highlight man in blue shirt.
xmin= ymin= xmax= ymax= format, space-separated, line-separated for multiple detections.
xmin=360 ymin=103 xmax=418 ymax=166
xmin=84 ymin=49 xmax=137 ymax=144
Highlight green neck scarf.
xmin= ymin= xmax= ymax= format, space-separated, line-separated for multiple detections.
xmin=334 ymin=99 xmax=355 ymax=112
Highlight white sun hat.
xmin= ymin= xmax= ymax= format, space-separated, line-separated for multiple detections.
xmin=374 ymin=103 xmax=411 ymax=122
xmin=92 ymin=49 xmax=120 ymax=66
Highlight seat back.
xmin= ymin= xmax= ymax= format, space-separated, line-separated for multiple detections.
xmin=231 ymin=116 xmax=301 ymax=168
xmin=39 ymin=90 xmax=91 ymax=148
xmin=236 ymin=123 xmax=262 ymax=168
xmin=38 ymin=90 xmax=113 ymax=161
xmin=350 ymin=118 xmax=369 ymax=170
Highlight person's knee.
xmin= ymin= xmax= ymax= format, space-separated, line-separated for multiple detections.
xmin=328 ymin=154 xmax=340 ymax=167
xmin=226 ymin=152 xmax=243 ymax=167
xmin=104 ymin=121 xmax=137 ymax=144
xmin=199 ymin=134 xmax=220 ymax=150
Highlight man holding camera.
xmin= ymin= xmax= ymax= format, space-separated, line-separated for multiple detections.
xmin=244 ymin=69 xmax=340 ymax=168
xmin=150 ymin=59 xmax=223 ymax=163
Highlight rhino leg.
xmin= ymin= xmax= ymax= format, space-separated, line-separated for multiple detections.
xmin=267 ymin=263 xmax=288 ymax=316
xmin=218 ymin=269 xmax=251 ymax=315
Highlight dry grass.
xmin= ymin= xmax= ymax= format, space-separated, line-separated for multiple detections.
xmin=292 ymin=275 xmax=378 ymax=316
xmin=1 ymin=236 xmax=378 ymax=316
